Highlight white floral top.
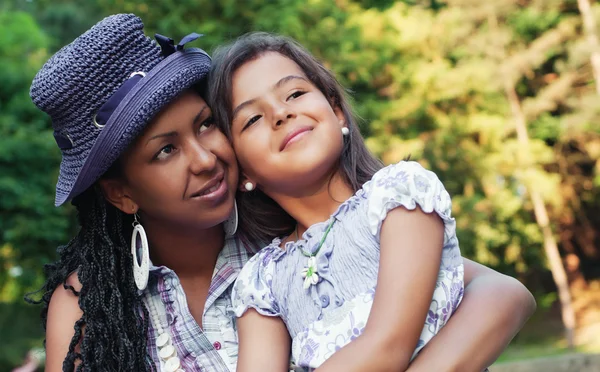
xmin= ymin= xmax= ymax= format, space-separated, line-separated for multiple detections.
xmin=233 ymin=161 xmax=464 ymax=370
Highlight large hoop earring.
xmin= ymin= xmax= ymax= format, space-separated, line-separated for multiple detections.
xmin=224 ymin=201 xmax=238 ymax=237
xmin=131 ymin=213 xmax=149 ymax=291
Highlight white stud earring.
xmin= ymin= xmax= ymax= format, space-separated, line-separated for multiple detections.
xmin=223 ymin=200 xmax=238 ymax=237
xmin=244 ymin=182 xmax=254 ymax=191
xmin=341 ymin=127 xmax=350 ymax=136
xmin=131 ymin=213 xmax=149 ymax=291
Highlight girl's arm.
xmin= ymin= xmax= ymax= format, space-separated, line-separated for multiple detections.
xmin=236 ymin=309 xmax=291 ymax=372
xmin=317 ymin=206 xmax=444 ymax=371
xmin=406 ymin=258 xmax=536 ymax=372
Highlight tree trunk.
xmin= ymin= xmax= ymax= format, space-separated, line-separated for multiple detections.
xmin=503 ymin=79 xmax=577 ymax=348
xmin=577 ymin=0 xmax=600 ymax=95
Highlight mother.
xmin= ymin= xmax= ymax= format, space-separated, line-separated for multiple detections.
xmin=30 ymin=14 xmax=534 ymax=372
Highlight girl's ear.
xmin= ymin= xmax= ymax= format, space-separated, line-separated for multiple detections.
xmin=99 ymin=178 xmax=139 ymax=214
xmin=331 ymin=101 xmax=345 ymax=129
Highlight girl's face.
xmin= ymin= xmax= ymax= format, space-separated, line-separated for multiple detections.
xmin=104 ymin=91 xmax=238 ymax=230
xmin=229 ymin=52 xmax=346 ymax=195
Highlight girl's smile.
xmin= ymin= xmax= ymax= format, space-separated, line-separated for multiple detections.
xmin=280 ymin=125 xmax=313 ymax=151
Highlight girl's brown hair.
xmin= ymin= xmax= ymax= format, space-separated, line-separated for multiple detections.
xmin=208 ymin=32 xmax=383 ymax=245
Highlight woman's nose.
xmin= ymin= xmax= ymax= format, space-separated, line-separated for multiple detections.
xmin=188 ymin=142 xmax=217 ymax=175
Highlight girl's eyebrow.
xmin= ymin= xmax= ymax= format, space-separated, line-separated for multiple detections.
xmin=231 ymin=75 xmax=308 ymax=121
xmin=274 ymin=75 xmax=308 ymax=89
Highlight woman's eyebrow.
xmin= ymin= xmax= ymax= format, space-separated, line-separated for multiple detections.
xmin=146 ymin=131 xmax=178 ymax=146
xmin=192 ymin=105 xmax=208 ymax=126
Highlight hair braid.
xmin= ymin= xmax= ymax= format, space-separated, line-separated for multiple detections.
xmin=27 ymin=185 xmax=153 ymax=371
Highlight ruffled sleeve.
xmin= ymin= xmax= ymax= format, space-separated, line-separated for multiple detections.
xmin=366 ymin=161 xmax=454 ymax=241
xmin=232 ymin=247 xmax=281 ymax=318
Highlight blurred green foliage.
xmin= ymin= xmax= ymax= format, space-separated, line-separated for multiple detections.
xmin=1 ymin=0 xmax=599 ymax=369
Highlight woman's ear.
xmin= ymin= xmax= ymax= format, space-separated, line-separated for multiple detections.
xmin=98 ymin=178 xmax=138 ymax=214
xmin=239 ymin=174 xmax=256 ymax=192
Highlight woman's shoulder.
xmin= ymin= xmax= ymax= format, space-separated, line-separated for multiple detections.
xmin=45 ymin=272 xmax=84 ymax=371
xmin=48 ymin=271 xmax=82 ymax=321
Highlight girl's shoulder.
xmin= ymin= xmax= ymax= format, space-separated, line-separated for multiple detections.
xmin=238 ymin=239 xmax=290 ymax=285
xmin=364 ymin=160 xmax=448 ymax=196
xmin=363 ymin=161 xmax=454 ymax=237
xmin=366 ymin=160 xmax=439 ymax=189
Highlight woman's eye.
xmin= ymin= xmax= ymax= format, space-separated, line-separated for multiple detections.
xmin=287 ymin=91 xmax=305 ymax=100
xmin=243 ymin=115 xmax=262 ymax=130
xmin=199 ymin=116 xmax=215 ymax=133
xmin=155 ymin=144 xmax=175 ymax=160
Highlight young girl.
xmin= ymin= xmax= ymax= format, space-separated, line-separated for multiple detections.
xmin=209 ymin=33 xmax=469 ymax=371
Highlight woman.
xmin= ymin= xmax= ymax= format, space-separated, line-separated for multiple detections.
xmin=29 ymin=13 xmax=535 ymax=372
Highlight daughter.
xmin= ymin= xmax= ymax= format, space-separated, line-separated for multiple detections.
xmin=210 ymin=33 xmax=465 ymax=371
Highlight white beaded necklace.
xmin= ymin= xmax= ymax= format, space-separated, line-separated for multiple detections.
xmin=145 ymin=293 xmax=185 ymax=372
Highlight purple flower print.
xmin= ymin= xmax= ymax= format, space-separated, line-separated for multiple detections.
xmin=426 ymin=309 xmax=439 ymax=325
xmin=326 ymin=334 xmax=348 ymax=356
xmin=376 ymin=170 xmax=409 ymax=189
xmin=440 ymin=301 xmax=452 ymax=322
xmin=346 ymin=312 xmax=365 ymax=341
xmin=414 ymin=174 xmax=431 ymax=193
xmin=299 ymin=339 xmax=319 ymax=365
xmin=349 ymin=324 xmax=364 ymax=342
xmin=451 ymin=281 xmax=464 ymax=309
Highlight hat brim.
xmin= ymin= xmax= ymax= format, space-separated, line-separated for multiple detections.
xmin=55 ymin=48 xmax=211 ymax=206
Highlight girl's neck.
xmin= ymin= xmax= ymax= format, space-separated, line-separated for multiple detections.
xmin=269 ymin=170 xmax=354 ymax=233
xmin=142 ymin=217 xmax=224 ymax=279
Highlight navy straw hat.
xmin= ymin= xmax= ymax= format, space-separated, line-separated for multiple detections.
xmin=30 ymin=14 xmax=211 ymax=206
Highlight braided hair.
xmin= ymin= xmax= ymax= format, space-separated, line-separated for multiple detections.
xmin=27 ymin=180 xmax=153 ymax=371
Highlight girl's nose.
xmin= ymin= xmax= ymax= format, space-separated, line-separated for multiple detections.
xmin=272 ymin=102 xmax=296 ymax=128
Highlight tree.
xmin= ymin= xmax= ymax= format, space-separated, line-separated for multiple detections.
xmin=577 ymin=0 xmax=600 ymax=95
xmin=0 ymin=10 xmax=76 ymax=368
xmin=0 ymin=11 xmax=73 ymax=302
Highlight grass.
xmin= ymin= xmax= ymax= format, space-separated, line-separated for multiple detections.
xmin=495 ymin=288 xmax=600 ymax=364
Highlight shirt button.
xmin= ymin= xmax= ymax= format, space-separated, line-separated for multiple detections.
xmin=320 ymin=294 xmax=330 ymax=308
xmin=213 ymin=341 xmax=222 ymax=350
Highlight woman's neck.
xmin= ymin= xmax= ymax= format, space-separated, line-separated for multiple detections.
xmin=142 ymin=218 xmax=224 ymax=279
xmin=269 ymin=170 xmax=354 ymax=233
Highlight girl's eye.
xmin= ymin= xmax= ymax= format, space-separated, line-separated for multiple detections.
xmin=155 ymin=144 xmax=176 ymax=161
xmin=198 ymin=116 xmax=215 ymax=134
xmin=287 ymin=91 xmax=306 ymax=100
xmin=243 ymin=115 xmax=262 ymax=130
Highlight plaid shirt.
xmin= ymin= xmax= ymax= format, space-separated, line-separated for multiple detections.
xmin=144 ymin=236 xmax=252 ymax=371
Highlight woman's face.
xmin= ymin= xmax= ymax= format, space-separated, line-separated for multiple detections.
xmin=106 ymin=91 xmax=238 ymax=230
xmin=228 ymin=52 xmax=346 ymax=195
